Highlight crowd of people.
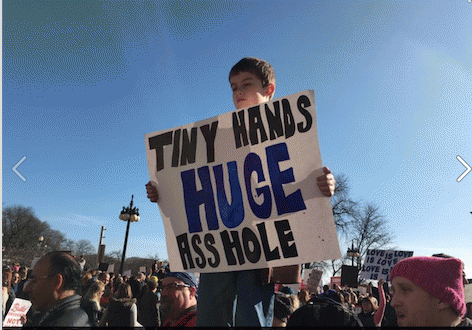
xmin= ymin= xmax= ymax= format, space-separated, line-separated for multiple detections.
xmin=2 ymin=253 xmax=472 ymax=327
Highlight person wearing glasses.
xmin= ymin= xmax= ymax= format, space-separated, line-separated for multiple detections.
xmin=160 ymin=272 xmax=198 ymax=327
xmin=22 ymin=251 xmax=90 ymax=327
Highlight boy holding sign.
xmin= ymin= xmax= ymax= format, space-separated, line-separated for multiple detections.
xmin=145 ymin=57 xmax=335 ymax=326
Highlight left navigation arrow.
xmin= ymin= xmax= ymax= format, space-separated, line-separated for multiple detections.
xmin=12 ymin=156 xmax=27 ymax=182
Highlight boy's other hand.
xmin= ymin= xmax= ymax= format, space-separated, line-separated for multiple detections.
xmin=316 ymin=167 xmax=336 ymax=197
xmin=146 ymin=181 xmax=159 ymax=203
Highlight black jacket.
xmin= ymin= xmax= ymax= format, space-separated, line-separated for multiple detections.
xmin=25 ymin=294 xmax=90 ymax=327
xmin=80 ymin=298 xmax=102 ymax=327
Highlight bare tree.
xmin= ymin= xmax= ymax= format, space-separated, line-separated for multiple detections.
xmin=147 ymin=253 xmax=160 ymax=261
xmin=75 ymin=239 xmax=95 ymax=256
xmin=108 ymin=250 xmax=122 ymax=260
xmin=2 ymin=205 xmax=65 ymax=265
xmin=62 ymin=239 xmax=77 ymax=254
xmin=330 ymin=174 xmax=359 ymax=236
xmin=350 ymin=203 xmax=395 ymax=266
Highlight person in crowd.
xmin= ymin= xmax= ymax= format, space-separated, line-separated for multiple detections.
xmin=350 ymin=290 xmax=359 ymax=308
xmin=287 ymin=294 xmax=363 ymax=326
xmin=322 ymin=284 xmax=330 ymax=294
xmin=357 ymin=279 xmax=386 ymax=326
xmin=298 ymin=289 xmax=311 ymax=307
xmin=151 ymin=260 xmax=159 ymax=276
xmin=273 ymin=292 xmax=294 ymax=327
xmin=15 ymin=266 xmax=29 ymax=298
xmin=465 ymin=302 xmax=472 ymax=321
xmin=98 ymin=271 xmax=113 ymax=308
xmin=160 ymin=272 xmax=197 ymax=327
xmin=11 ymin=271 xmax=20 ymax=295
xmin=82 ymin=269 xmax=99 ymax=297
xmin=129 ymin=272 xmax=145 ymax=298
xmin=98 ymin=271 xmax=110 ymax=286
xmin=156 ymin=261 xmax=166 ymax=283
xmin=382 ymin=292 xmax=398 ymax=326
xmin=81 ymin=271 xmax=93 ymax=296
xmin=164 ymin=263 xmax=171 ymax=274
xmin=113 ymin=275 xmax=124 ymax=295
xmin=2 ymin=267 xmax=16 ymax=319
xmin=22 ymin=251 xmax=90 ymax=327
xmin=280 ymin=285 xmax=295 ymax=295
xmin=390 ymin=256 xmax=471 ymax=327
xmin=81 ymin=280 xmax=105 ymax=327
xmin=145 ymin=57 xmax=336 ymax=327
xmin=137 ymin=276 xmax=161 ymax=327
xmin=78 ymin=255 xmax=86 ymax=272
xmin=342 ymin=290 xmax=354 ymax=312
xmin=99 ymin=282 xmax=142 ymax=327
xmin=12 ymin=263 xmax=20 ymax=273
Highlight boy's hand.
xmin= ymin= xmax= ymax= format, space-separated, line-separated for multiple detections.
xmin=146 ymin=181 xmax=159 ymax=203
xmin=316 ymin=167 xmax=336 ymax=197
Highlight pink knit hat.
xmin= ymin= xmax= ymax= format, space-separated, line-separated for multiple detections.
xmin=390 ymin=256 xmax=466 ymax=317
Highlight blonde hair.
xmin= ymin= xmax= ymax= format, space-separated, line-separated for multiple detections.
xmin=84 ymin=280 xmax=105 ymax=308
xmin=115 ymin=283 xmax=132 ymax=299
xmin=298 ymin=289 xmax=311 ymax=304
xmin=289 ymin=294 xmax=300 ymax=311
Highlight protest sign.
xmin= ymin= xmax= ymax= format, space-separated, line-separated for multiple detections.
xmin=124 ymin=270 xmax=132 ymax=277
xmin=145 ymin=90 xmax=341 ymax=273
xmin=359 ymin=249 xmax=413 ymax=281
xmin=306 ymin=269 xmax=323 ymax=293
xmin=3 ymin=298 xmax=32 ymax=327
xmin=98 ymin=263 xmax=109 ymax=271
xmin=341 ymin=265 xmax=359 ymax=288
xmin=139 ymin=266 xmax=146 ymax=273
xmin=330 ymin=276 xmax=341 ymax=288
xmin=107 ymin=263 xmax=115 ymax=273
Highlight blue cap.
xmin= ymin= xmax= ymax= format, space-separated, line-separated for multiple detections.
xmin=280 ymin=286 xmax=295 ymax=295
xmin=164 ymin=272 xmax=198 ymax=288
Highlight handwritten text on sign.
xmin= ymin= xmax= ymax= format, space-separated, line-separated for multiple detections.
xmin=145 ymin=90 xmax=341 ymax=273
xmin=359 ymin=249 xmax=413 ymax=281
xmin=3 ymin=298 xmax=32 ymax=327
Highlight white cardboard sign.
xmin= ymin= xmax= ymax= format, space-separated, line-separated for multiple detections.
xmin=359 ymin=249 xmax=413 ymax=281
xmin=145 ymin=90 xmax=341 ymax=272
xmin=3 ymin=298 xmax=32 ymax=327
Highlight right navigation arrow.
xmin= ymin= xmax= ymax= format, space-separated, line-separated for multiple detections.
xmin=457 ymin=156 xmax=471 ymax=182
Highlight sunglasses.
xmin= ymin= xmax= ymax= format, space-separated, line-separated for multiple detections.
xmin=161 ymin=282 xmax=191 ymax=291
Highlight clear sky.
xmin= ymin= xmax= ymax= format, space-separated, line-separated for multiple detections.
xmin=3 ymin=0 xmax=471 ymax=278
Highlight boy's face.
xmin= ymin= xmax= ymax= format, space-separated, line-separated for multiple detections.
xmin=230 ymin=71 xmax=274 ymax=109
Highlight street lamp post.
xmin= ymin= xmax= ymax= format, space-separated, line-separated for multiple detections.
xmin=118 ymin=195 xmax=140 ymax=275
xmin=38 ymin=236 xmax=47 ymax=257
xmin=346 ymin=242 xmax=360 ymax=267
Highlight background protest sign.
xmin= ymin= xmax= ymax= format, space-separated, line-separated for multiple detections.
xmin=3 ymin=298 xmax=32 ymax=327
xmin=107 ymin=263 xmax=115 ymax=273
xmin=330 ymin=276 xmax=341 ymax=288
xmin=341 ymin=265 xmax=359 ymax=288
xmin=306 ymin=269 xmax=323 ymax=293
xmin=359 ymin=249 xmax=413 ymax=281
xmin=145 ymin=90 xmax=341 ymax=273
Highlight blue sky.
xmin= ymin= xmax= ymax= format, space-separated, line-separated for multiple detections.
xmin=3 ymin=0 xmax=471 ymax=278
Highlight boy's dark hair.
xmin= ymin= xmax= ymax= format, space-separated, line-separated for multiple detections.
xmin=46 ymin=251 xmax=82 ymax=291
xmin=229 ymin=57 xmax=275 ymax=90
xmin=287 ymin=296 xmax=363 ymax=327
